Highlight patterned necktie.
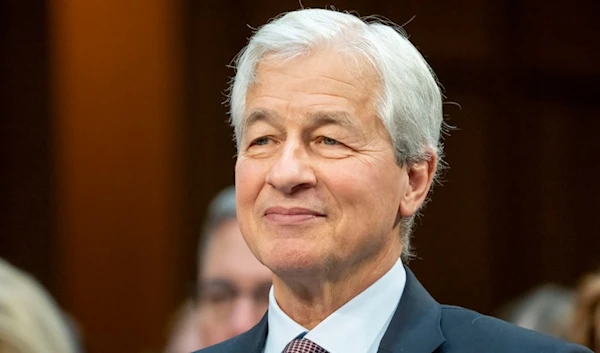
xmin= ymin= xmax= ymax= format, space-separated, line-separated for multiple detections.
xmin=281 ymin=337 xmax=329 ymax=353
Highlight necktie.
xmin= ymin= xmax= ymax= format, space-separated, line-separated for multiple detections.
xmin=282 ymin=337 xmax=329 ymax=353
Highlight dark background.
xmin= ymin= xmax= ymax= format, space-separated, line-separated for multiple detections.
xmin=1 ymin=0 xmax=599 ymax=352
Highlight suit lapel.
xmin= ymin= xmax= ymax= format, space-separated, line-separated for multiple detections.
xmin=248 ymin=267 xmax=444 ymax=353
xmin=377 ymin=266 xmax=445 ymax=353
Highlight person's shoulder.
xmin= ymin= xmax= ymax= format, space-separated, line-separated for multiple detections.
xmin=192 ymin=332 xmax=248 ymax=353
xmin=194 ymin=312 xmax=268 ymax=353
xmin=439 ymin=305 xmax=592 ymax=353
xmin=193 ymin=318 xmax=266 ymax=353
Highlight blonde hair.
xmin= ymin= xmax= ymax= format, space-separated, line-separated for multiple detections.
xmin=0 ymin=258 xmax=77 ymax=353
xmin=568 ymin=270 xmax=600 ymax=352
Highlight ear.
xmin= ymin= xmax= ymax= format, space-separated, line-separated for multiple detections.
xmin=398 ymin=153 xmax=437 ymax=217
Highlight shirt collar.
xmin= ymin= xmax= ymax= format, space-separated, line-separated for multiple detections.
xmin=264 ymin=258 xmax=406 ymax=353
xmin=264 ymin=285 xmax=307 ymax=353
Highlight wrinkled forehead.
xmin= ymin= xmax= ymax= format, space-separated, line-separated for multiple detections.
xmin=241 ymin=48 xmax=383 ymax=131
xmin=231 ymin=44 xmax=385 ymax=148
xmin=251 ymin=46 xmax=381 ymax=93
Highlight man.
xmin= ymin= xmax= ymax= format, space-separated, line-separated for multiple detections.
xmin=197 ymin=8 xmax=592 ymax=353
xmin=165 ymin=186 xmax=272 ymax=352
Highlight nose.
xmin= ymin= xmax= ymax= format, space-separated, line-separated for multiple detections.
xmin=265 ymin=141 xmax=316 ymax=194
xmin=229 ymin=296 xmax=260 ymax=336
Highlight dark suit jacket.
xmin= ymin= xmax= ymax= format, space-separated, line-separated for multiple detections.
xmin=195 ymin=267 xmax=592 ymax=353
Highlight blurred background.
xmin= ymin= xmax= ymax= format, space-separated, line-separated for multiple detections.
xmin=1 ymin=0 xmax=599 ymax=352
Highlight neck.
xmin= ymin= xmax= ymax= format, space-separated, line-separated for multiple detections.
xmin=272 ymin=243 xmax=401 ymax=329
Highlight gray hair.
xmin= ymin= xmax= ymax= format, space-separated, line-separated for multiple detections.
xmin=197 ymin=186 xmax=237 ymax=267
xmin=228 ymin=8 xmax=445 ymax=261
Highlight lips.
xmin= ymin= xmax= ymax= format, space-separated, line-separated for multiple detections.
xmin=263 ymin=206 xmax=325 ymax=224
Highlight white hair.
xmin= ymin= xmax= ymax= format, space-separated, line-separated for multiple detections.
xmin=0 ymin=258 xmax=78 ymax=353
xmin=228 ymin=8 xmax=445 ymax=261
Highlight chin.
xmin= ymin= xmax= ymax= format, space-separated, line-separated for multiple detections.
xmin=259 ymin=240 xmax=329 ymax=278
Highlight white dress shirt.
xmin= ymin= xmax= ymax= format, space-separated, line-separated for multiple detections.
xmin=263 ymin=258 xmax=406 ymax=353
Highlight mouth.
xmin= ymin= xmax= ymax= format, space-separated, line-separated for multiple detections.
xmin=263 ymin=206 xmax=326 ymax=224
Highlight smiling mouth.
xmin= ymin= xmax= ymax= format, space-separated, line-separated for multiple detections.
xmin=263 ymin=207 xmax=325 ymax=225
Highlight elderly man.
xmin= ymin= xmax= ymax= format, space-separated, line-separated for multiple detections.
xmin=165 ymin=187 xmax=272 ymax=352
xmin=197 ymin=8 xmax=591 ymax=353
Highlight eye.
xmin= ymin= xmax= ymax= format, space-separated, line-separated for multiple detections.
xmin=313 ymin=135 xmax=352 ymax=159
xmin=318 ymin=136 xmax=340 ymax=146
xmin=323 ymin=137 xmax=338 ymax=146
xmin=249 ymin=136 xmax=270 ymax=147
xmin=198 ymin=281 xmax=237 ymax=304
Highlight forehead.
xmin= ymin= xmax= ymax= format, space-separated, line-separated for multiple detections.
xmin=244 ymin=48 xmax=379 ymax=121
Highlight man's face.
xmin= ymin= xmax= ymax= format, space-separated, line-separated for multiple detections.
xmin=197 ymin=219 xmax=272 ymax=347
xmin=235 ymin=48 xmax=409 ymax=279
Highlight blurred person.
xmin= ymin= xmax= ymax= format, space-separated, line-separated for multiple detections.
xmin=164 ymin=300 xmax=203 ymax=353
xmin=497 ymin=284 xmax=576 ymax=338
xmin=196 ymin=7 xmax=592 ymax=353
xmin=568 ymin=269 xmax=600 ymax=351
xmin=0 ymin=258 xmax=78 ymax=353
xmin=165 ymin=186 xmax=272 ymax=352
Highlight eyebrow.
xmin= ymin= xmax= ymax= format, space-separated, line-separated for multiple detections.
xmin=243 ymin=109 xmax=283 ymax=131
xmin=243 ymin=109 xmax=362 ymax=134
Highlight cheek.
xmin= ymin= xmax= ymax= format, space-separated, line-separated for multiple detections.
xmin=235 ymin=161 xmax=262 ymax=212
xmin=323 ymin=162 xmax=400 ymax=217
xmin=324 ymin=161 xmax=385 ymax=196
xmin=235 ymin=158 xmax=268 ymax=188
xmin=235 ymin=160 xmax=267 ymax=241
xmin=200 ymin=321 xmax=228 ymax=346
